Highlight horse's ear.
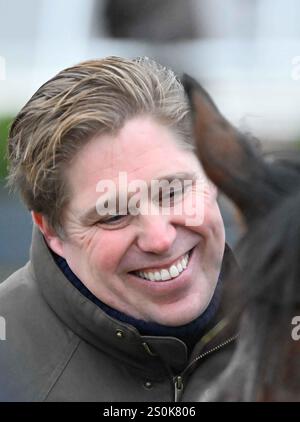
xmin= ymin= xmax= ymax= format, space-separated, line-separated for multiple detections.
xmin=182 ymin=73 xmax=252 ymax=193
xmin=182 ymin=74 xmax=269 ymax=223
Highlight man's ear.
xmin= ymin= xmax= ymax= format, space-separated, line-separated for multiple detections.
xmin=31 ymin=211 xmax=65 ymax=257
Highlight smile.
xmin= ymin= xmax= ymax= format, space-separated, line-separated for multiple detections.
xmin=132 ymin=248 xmax=194 ymax=282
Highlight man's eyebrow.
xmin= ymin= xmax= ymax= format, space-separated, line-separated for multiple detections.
xmin=79 ymin=171 xmax=198 ymax=224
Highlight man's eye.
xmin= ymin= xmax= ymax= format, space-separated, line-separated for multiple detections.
xmin=102 ymin=215 xmax=126 ymax=225
xmin=92 ymin=213 xmax=134 ymax=230
xmin=158 ymin=183 xmax=193 ymax=206
xmin=168 ymin=189 xmax=182 ymax=202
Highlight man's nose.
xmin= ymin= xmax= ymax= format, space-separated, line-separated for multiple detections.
xmin=136 ymin=214 xmax=176 ymax=254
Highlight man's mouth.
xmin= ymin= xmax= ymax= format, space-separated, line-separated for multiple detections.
xmin=131 ymin=247 xmax=194 ymax=282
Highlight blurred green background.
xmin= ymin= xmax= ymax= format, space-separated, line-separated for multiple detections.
xmin=0 ymin=116 xmax=12 ymax=181
xmin=0 ymin=115 xmax=32 ymax=282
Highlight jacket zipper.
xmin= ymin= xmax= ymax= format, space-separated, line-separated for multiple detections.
xmin=173 ymin=334 xmax=238 ymax=402
xmin=174 ymin=375 xmax=184 ymax=402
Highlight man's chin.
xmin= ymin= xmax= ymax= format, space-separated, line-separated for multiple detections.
xmin=152 ymin=304 xmax=208 ymax=327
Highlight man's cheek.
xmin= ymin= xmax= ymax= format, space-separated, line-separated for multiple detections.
xmin=66 ymin=224 xmax=99 ymax=252
xmin=93 ymin=244 xmax=125 ymax=272
xmin=92 ymin=253 xmax=116 ymax=273
xmin=176 ymin=191 xmax=205 ymax=228
xmin=192 ymin=205 xmax=224 ymax=240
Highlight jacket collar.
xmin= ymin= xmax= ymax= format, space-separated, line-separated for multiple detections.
xmin=30 ymin=225 xmax=240 ymax=376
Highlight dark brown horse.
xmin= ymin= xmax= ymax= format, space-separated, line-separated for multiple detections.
xmin=183 ymin=75 xmax=300 ymax=401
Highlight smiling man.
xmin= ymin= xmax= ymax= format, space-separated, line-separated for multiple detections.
xmin=0 ymin=57 xmax=238 ymax=402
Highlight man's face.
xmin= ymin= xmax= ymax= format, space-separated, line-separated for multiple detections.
xmin=55 ymin=116 xmax=225 ymax=326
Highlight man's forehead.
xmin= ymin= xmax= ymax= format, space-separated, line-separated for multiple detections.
xmin=65 ymin=116 xmax=204 ymax=220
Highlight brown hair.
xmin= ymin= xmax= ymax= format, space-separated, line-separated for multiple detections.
xmin=7 ymin=56 xmax=194 ymax=237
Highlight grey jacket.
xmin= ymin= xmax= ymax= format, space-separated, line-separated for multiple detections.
xmin=0 ymin=226 xmax=238 ymax=402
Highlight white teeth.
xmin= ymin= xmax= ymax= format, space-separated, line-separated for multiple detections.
xmin=154 ymin=271 xmax=161 ymax=281
xmin=161 ymin=269 xmax=171 ymax=281
xmin=135 ymin=250 xmax=192 ymax=282
xmin=148 ymin=272 xmax=155 ymax=281
xmin=177 ymin=262 xmax=183 ymax=272
xmin=169 ymin=265 xmax=179 ymax=278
